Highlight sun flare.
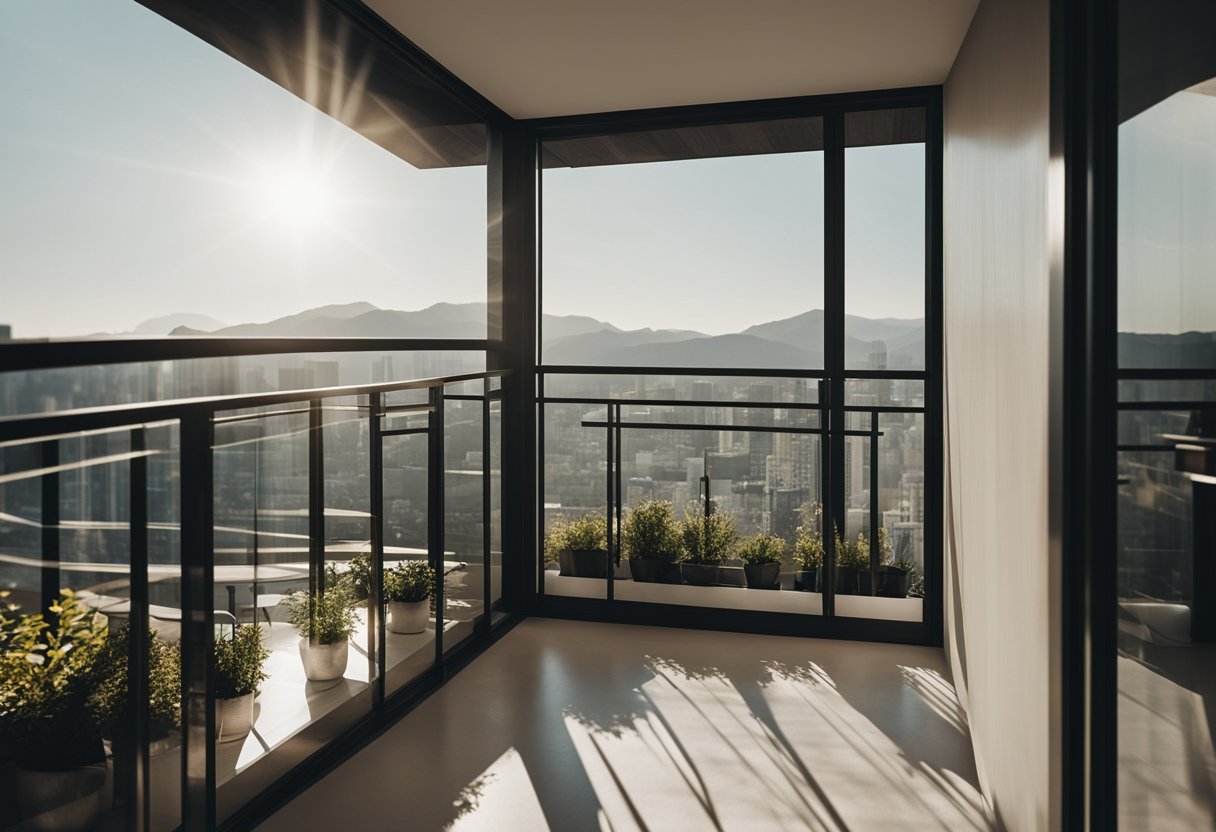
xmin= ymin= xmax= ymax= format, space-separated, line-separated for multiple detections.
xmin=250 ymin=159 xmax=333 ymax=231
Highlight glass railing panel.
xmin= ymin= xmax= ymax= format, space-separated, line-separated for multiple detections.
xmin=489 ymin=397 xmax=504 ymax=615
xmin=835 ymin=411 xmax=925 ymax=622
xmin=442 ymin=386 xmax=486 ymax=652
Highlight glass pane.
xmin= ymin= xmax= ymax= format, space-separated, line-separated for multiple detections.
xmin=489 ymin=399 xmax=504 ymax=612
xmin=1117 ymin=5 xmax=1216 ymax=824
xmin=541 ymin=119 xmax=824 ymax=369
xmin=834 ymin=411 xmax=925 ymax=622
xmin=443 ymin=387 xmax=485 ymax=651
xmin=845 ymin=109 xmax=926 ymax=371
xmin=210 ymin=400 xmax=373 ymax=823
xmin=0 ymin=2 xmax=487 ymax=341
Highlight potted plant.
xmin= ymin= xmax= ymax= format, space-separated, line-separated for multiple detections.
xmin=546 ymin=514 xmax=609 ymax=579
xmin=212 ymin=623 xmax=269 ymax=742
xmin=738 ymin=534 xmax=784 ymax=589
xmin=679 ymin=503 xmax=737 ymax=586
xmin=878 ymin=555 xmax=917 ymax=599
xmin=833 ymin=528 xmax=863 ymax=595
xmin=793 ymin=527 xmax=824 ymax=591
xmin=384 ymin=560 xmax=436 ymax=634
xmin=622 ymin=499 xmax=682 ymax=583
xmin=285 ymin=581 xmax=357 ymax=683
xmin=89 ymin=623 xmax=181 ymax=807
xmin=0 ymin=591 xmax=108 ymax=832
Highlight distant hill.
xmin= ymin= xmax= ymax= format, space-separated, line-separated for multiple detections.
xmin=133 ymin=312 xmax=228 ymax=335
xmin=1119 ymin=331 xmax=1216 ymax=369
xmin=165 ymin=300 xmax=936 ymax=369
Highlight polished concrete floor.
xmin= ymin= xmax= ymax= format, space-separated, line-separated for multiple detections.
xmin=257 ymin=619 xmax=996 ymax=832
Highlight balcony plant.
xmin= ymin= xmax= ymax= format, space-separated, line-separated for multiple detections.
xmin=878 ymin=555 xmax=917 ymax=599
xmin=546 ymin=514 xmax=609 ymax=579
xmin=738 ymin=534 xmax=784 ymax=589
xmin=622 ymin=499 xmax=682 ymax=584
xmin=212 ymin=623 xmax=270 ymax=742
xmin=833 ymin=528 xmax=865 ymax=595
xmin=679 ymin=503 xmax=737 ymax=586
xmin=793 ymin=527 xmax=824 ymax=592
xmin=90 ymin=624 xmax=181 ymax=806
xmin=384 ymin=560 xmax=436 ymax=634
xmin=285 ymin=578 xmax=358 ymax=683
xmin=0 ymin=591 xmax=108 ymax=830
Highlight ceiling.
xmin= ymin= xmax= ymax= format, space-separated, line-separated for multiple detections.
xmin=362 ymin=0 xmax=980 ymax=120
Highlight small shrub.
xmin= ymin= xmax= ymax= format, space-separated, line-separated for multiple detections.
xmin=0 ymin=591 xmax=109 ymax=770
xmin=285 ymin=584 xmax=358 ymax=646
xmin=679 ymin=503 xmax=737 ymax=565
xmin=835 ymin=529 xmax=870 ymax=569
xmin=214 ymin=623 xmax=270 ymax=699
xmin=793 ymin=528 xmax=824 ymax=570
xmin=622 ymin=500 xmax=681 ymax=561
xmin=738 ymin=534 xmax=785 ymax=565
xmin=345 ymin=550 xmax=374 ymax=601
xmin=545 ymin=514 xmax=608 ymax=558
xmin=383 ymin=560 xmax=436 ymax=603
xmin=89 ymin=624 xmax=181 ymax=728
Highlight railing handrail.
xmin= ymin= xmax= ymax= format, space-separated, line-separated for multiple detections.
xmin=0 ymin=335 xmax=496 ymax=373
xmin=0 ymin=369 xmax=509 ymax=443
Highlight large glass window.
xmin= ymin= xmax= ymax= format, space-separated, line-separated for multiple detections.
xmin=0 ymin=2 xmax=486 ymax=344
xmin=1115 ymin=4 xmax=1216 ymax=826
xmin=538 ymin=108 xmax=932 ymax=627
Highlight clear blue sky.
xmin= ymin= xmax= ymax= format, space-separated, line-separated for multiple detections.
xmin=16 ymin=2 xmax=1205 ymax=339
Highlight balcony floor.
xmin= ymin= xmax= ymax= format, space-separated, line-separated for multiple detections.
xmin=257 ymin=618 xmax=996 ymax=831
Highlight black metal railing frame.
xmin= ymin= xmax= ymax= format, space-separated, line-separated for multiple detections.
xmin=0 ymin=367 xmax=508 ymax=831
xmin=536 ymin=366 xmax=928 ymax=619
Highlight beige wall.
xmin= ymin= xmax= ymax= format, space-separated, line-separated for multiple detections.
xmin=942 ymin=0 xmax=1060 ymax=829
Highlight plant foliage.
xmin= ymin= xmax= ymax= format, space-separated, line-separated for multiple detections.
xmin=0 ymin=591 xmax=108 ymax=770
xmin=345 ymin=550 xmax=374 ymax=602
xmin=793 ymin=528 xmax=824 ymax=570
xmin=621 ymin=500 xmax=681 ymax=561
xmin=737 ymin=534 xmax=785 ymax=565
xmin=545 ymin=514 xmax=608 ymax=561
xmin=89 ymin=623 xmax=181 ymax=728
xmin=285 ymin=583 xmax=358 ymax=646
xmin=679 ymin=503 xmax=737 ymax=565
xmin=383 ymin=560 xmax=436 ymax=603
xmin=214 ymin=623 xmax=270 ymax=699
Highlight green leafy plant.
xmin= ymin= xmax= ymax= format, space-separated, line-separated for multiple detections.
xmin=383 ymin=560 xmax=436 ymax=603
xmin=89 ymin=624 xmax=181 ymax=729
xmin=835 ymin=529 xmax=870 ymax=569
xmin=877 ymin=527 xmax=893 ymax=565
xmin=285 ymin=584 xmax=358 ymax=646
xmin=345 ymin=550 xmax=374 ymax=602
xmin=214 ymin=623 xmax=270 ymax=699
xmin=0 ymin=591 xmax=109 ymax=771
xmin=621 ymin=500 xmax=681 ymax=561
xmin=793 ymin=528 xmax=824 ymax=570
xmin=892 ymin=559 xmax=925 ymax=597
xmin=679 ymin=503 xmax=737 ymax=565
xmin=737 ymin=534 xmax=785 ymax=565
xmin=545 ymin=514 xmax=608 ymax=559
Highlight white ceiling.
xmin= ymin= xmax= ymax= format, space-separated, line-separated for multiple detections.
xmin=363 ymin=0 xmax=980 ymax=119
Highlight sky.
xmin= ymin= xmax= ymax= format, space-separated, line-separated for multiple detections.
xmin=5 ymin=1 xmax=1202 ymax=341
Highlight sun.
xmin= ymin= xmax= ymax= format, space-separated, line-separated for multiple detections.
xmin=249 ymin=159 xmax=333 ymax=231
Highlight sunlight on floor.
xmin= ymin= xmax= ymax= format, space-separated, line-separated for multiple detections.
xmin=561 ymin=656 xmax=994 ymax=831
xmin=446 ymin=748 xmax=550 ymax=832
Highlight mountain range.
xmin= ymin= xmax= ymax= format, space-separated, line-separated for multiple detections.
xmin=158 ymin=302 xmax=926 ymax=369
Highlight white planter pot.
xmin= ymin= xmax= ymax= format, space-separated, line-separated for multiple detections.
xmin=387 ymin=599 xmax=429 ymax=634
xmin=216 ymin=693 xmax=256 ymax=743
xmin=298 ymin=637 xmax=349 ymax=682
xmin=15 ymin=764 xmax=106 ymax=832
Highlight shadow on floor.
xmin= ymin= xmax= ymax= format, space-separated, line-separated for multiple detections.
xmin=258 ymin=619 xmax=1000 ymax=832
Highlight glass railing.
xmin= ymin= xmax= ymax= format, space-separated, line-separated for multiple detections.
xmin=0 ymin=367 xmax=507 ymax=831
xmin=538 ymin=370 xmax=927 ymax=626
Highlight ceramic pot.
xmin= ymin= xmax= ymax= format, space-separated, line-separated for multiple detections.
xmin=744 ymin=562 xmax=781 ymax=589
xmin=298 ymin=637 xmax=349 ymax=682
xmin=876 ymin=565 xmax=911 ymax=598
xmin=680 ymin=563 xmax=719 ymax=586
xmin=388 ymin=599 xmax=429 ymax=634
xmin=558 ymin=549 xmax=608 ymax=578
xmin=216 ymin=693 xmax=256 ymax=743
xmin=795 ymin=569 xmax=819 ymax=592
xmin=628 ymin=557 xmax=679 ymax=583
xmin=15 ymin=764 xmax=106 ymax=832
